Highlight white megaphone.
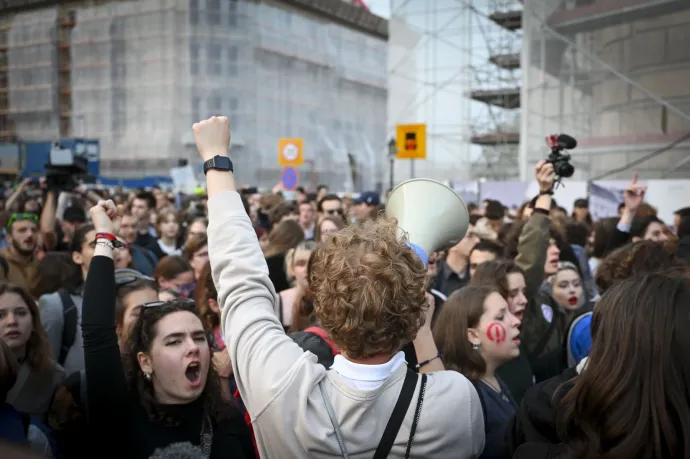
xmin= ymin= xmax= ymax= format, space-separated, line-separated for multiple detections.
xmin=386 ymin=178 xmax=469 ymax=267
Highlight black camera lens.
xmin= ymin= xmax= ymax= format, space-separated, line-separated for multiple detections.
xmin=557 ymin=162 xmax=575 ymax=178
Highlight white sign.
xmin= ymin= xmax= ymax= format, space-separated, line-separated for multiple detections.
xmin=282 ymin=143 xmax=299 ymax=162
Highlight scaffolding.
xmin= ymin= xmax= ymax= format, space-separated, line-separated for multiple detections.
xmin=521 ymin=0 xmax=690 ymax=180
xmin=1 ymin=0 xmax=388 ymax=190
xmin=388 ymin=0 xmax=523 ymax=182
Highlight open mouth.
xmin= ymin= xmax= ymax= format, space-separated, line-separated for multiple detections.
xmin=568 ymin=296 xmax=578 ymax=305
xmin=185 ymin=362 xmax=201 ymax=385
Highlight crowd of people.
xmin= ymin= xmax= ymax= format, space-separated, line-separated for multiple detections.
xmin=1 ymin=115 xmax=689 ymax=459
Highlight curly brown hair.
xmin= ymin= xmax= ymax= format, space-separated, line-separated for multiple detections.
xmin=309 ymin=217 xmax=427 ymax=359
xmin=594 ymin=240 xmax=686 ymax=294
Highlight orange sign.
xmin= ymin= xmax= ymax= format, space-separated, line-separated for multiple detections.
xmin=278 ymin=138 xmax=304 ymax=166
xmin=395 ymin=124 xmax=426 ymax=159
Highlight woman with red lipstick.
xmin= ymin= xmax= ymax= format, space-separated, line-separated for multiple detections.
xmin=434 ymin=285 xmax=521 ymax=459
xmin=548 ymin=262 xmax=586 ymax=315
xmin=81 ymin=200 xmax=255 ymax=459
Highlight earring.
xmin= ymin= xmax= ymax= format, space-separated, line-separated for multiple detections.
xmin=472 ymin=343 xmax=480 ymax=351
xmin=144 ymin=371 xmax=152 ymax=381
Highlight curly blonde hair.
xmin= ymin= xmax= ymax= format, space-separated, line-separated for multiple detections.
xmin=309 ymin=217 xmax=427 ymax=359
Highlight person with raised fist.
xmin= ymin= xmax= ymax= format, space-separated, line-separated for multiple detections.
xmin=198 ymin=116 xmax=483 ymax=459
xmin=80 ymin=198 xmax=255 ymax=458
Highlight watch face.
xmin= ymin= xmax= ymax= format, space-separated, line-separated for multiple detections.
xmin=213 ymin=156 xmax=231 ymax=170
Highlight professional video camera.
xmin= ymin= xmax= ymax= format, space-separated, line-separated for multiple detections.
xmin=45 ymin=142 xmax=89 ymax=192
xmin=545 ymin=133 xmax=576 ymax=187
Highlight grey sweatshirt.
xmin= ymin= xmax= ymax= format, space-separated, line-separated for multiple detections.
xmin=208 ymin=190 xmax=485 ymax=459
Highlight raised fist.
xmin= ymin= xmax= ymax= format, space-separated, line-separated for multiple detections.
xmin=192 ymin=116 xmax=230 ymax=161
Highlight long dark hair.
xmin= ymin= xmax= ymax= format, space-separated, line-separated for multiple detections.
xmin=433 ymin=285 xmax=497 ymax=381
xmin=0 ymin=283 xmax=51 ymax=372
xmin=469 ymin=259 xmax=525 ymax=301
xmin=556 ymin=273 xmax=690 ymax=459
xmin=122 ymin=300 xmax=228 ymax=426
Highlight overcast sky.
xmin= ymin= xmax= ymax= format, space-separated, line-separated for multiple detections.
xmin=364 ymin=0 xmax=391 ymax=18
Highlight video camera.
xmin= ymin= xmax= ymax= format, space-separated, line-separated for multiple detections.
xmin=45 ymin=142 xmax=89 ymax=192
xmin=545 ymin=134 xmax=576 ymax=187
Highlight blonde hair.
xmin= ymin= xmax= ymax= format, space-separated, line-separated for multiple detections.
xmin=285 ymin=240 xmax=317 ymax=280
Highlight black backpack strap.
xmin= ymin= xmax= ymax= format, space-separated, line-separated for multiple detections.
xmin=403 ymin=373 xmax=427 ymax=459
xmin=0 ymin=255 xmax=8 ymax=278
xmin=373 ymin=370 xmax=419 ymax=459
xmin=470 ymin=380 xmax=488 ymax=433
xmin=58 ymin=288 xmax=78 ymax=366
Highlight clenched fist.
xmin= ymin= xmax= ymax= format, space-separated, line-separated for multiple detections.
xmin=192 ymin=116 xmax=231 ymax=161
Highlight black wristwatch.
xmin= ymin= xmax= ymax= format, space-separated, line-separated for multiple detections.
xmin=203 ymin=155 xmax=233 ymax=175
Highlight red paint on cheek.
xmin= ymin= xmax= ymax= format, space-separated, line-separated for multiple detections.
xmin=487 ymin=322 xmax=506 ymax=344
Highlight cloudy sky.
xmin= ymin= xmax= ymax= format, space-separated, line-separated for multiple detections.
xmin=364 ymin=0 xmax=391 ymax=18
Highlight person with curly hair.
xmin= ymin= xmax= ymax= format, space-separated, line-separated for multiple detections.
xmin=196 ymin=116 xmax=484 ymax=459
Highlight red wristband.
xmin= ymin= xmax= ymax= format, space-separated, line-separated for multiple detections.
xmin=95 ymin=232 xmax=125 ymax=248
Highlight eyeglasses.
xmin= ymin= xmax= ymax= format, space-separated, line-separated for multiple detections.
xmin=7 ymin=213 xmax=38 ymax=229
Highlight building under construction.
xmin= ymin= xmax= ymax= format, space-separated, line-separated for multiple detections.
xmin=522 ymin=0 xmax=690 ymax=181
xmin=389 ymin=0 xmax=690 ymax=182
xmin=0 ymin=0 xmax=388 ymax=190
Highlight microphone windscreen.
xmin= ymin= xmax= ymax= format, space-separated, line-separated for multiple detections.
xmin=556 ymin=134 xmax=577 ymax=149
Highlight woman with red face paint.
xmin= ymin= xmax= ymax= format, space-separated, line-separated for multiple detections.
xmin=434 ymin=285 xmax=522 ymax=459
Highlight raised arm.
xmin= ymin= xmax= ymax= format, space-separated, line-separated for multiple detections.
xmin=195 ymin=117 xmax=321 ymax=417
xmin=515 ymin=161 xmax=554 ymax=298
xmin=81 ymin=201 xmax=129 ymax=434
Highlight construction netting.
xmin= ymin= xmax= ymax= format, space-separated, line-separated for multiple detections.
xmin=522 ymin=0 xmax=690 ymax=180
xmin=5 ymin=0 xmax=388 ymax=190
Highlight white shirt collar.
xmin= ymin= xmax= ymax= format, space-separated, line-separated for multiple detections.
xmin=331 ymin=351 xmax=407 ymax=391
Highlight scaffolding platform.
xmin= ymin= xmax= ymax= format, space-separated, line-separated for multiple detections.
xmin=489 ymin=52 xmax=520 ymax=70
xmin=470 ymin=87 xmax=520 ymax=109
xmin=471 ymin=132 xmax=520 ymax=146
xmin=488 ymin=10 xmax=522 ymax=31
xmin=548 ymin=0 xmax=690 ymax=34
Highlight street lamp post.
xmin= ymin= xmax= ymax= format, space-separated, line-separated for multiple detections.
xmin=387 ymin=138 xmax=396 ymax=191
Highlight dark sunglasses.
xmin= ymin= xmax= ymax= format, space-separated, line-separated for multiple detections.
xmin=7 ymin=213 xmax=38 ymax=229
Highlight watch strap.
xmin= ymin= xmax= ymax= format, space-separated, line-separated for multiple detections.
xmin=203 ymin=156 xmax=233 ymax=175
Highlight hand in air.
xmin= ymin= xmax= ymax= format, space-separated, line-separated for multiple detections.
xmin=89 ymin=199 xmax=124 ymax=236
xmin=623 ymin=173 xmax=646 ymax=213
xmin=535 ymin=160 xmax=556 ymax=193
xmin=192 ymin=116 xmax=231 ymax=161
